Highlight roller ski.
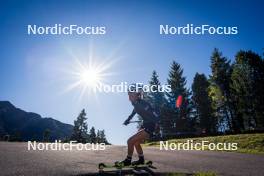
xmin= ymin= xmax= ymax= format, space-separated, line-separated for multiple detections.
xmin=98 ymin=160 xmax=156 ymax=175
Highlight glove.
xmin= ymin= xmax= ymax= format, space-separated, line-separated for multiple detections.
xmin=123 ymin=119 xmax=130 ymax=126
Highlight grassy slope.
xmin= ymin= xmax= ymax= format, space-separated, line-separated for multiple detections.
xmin=146 ymin=133 xmax=264 ymax=154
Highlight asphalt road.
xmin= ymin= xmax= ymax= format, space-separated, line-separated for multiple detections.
xmin=0 ymin=142 xmax=263 ymax=176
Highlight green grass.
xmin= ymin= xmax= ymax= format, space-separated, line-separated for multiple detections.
xmin=161 ymin=171 xmax=217 ymax=176
xmin=145 ymin=133 xmax=264 ymax=154
xmin=194 ymin=172 xmax=217 ymax=176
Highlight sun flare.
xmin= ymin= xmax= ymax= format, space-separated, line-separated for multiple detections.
xmin=62 ymin=43 xmax=120 ymax=101
xmin=79 ymin=68 xmax=101 ymax=87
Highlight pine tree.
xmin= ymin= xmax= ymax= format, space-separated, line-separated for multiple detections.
xmin=192 ymin=73 xmax=215 ymax=134
xmin=231 ymin=50 xmax=264 ymax=130
xmin=71 ymin=109 xmax=88 ymax=143
xmin=99 ymin=130 xmax=109 ymax=144
xmin=165 ymin=61 xmax=192 ymax=137
xmin=96 ymin=130 xmax=100 ymax=143
xmin=147 ymin=70 xmax=166 ymax=109
xmin=145 ymin=71 xmax=166 ymax=138
xmin=208 ymin=82 xmax=228 ymax=132
xmin=167 ymin=61 xmax=187 ymax=107
xmin=89 ymin=127 xmax=96 ymax=143
xmin=210 ymin=48 xmax=237 ymax=132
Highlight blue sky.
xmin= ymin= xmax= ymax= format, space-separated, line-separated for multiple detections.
xmin=0 ymin=0 xmax=263 ymax=144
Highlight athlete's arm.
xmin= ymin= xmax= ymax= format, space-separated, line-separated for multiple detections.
xmin=123 ymin=109 xmax=136 ymax=125
xmin=128 ymin=109 xmax=136 ymax=119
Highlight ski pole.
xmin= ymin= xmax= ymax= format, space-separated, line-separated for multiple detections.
xmin=129 ymin=120 xmax=142 ymax=123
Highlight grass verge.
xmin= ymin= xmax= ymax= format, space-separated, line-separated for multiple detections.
xmin=145 ymin=133 xmax=264 ymax=154
xmin=161 ymin=171 xmax=217 ymax=176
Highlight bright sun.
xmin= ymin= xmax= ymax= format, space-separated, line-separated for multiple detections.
xmin=80 ymin=68 xmax=101 ymax=86
xmin=62 ymin=43 xmax=118 ymax=99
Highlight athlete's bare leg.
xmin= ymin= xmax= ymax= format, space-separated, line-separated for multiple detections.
xmin=127 ymin=129 xmax=149 ymax=157
xmin=134 ymin=142 xmax=143 ymax=155
xmin=134 ymin=130 xmax=149 ymax=155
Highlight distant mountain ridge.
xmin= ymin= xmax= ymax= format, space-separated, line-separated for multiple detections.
xmin=0 ymin=101 xmax=73 ymax=141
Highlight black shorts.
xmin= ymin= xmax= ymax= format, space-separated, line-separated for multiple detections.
xmin=142 ymin=122 xmax=156 ymax=135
